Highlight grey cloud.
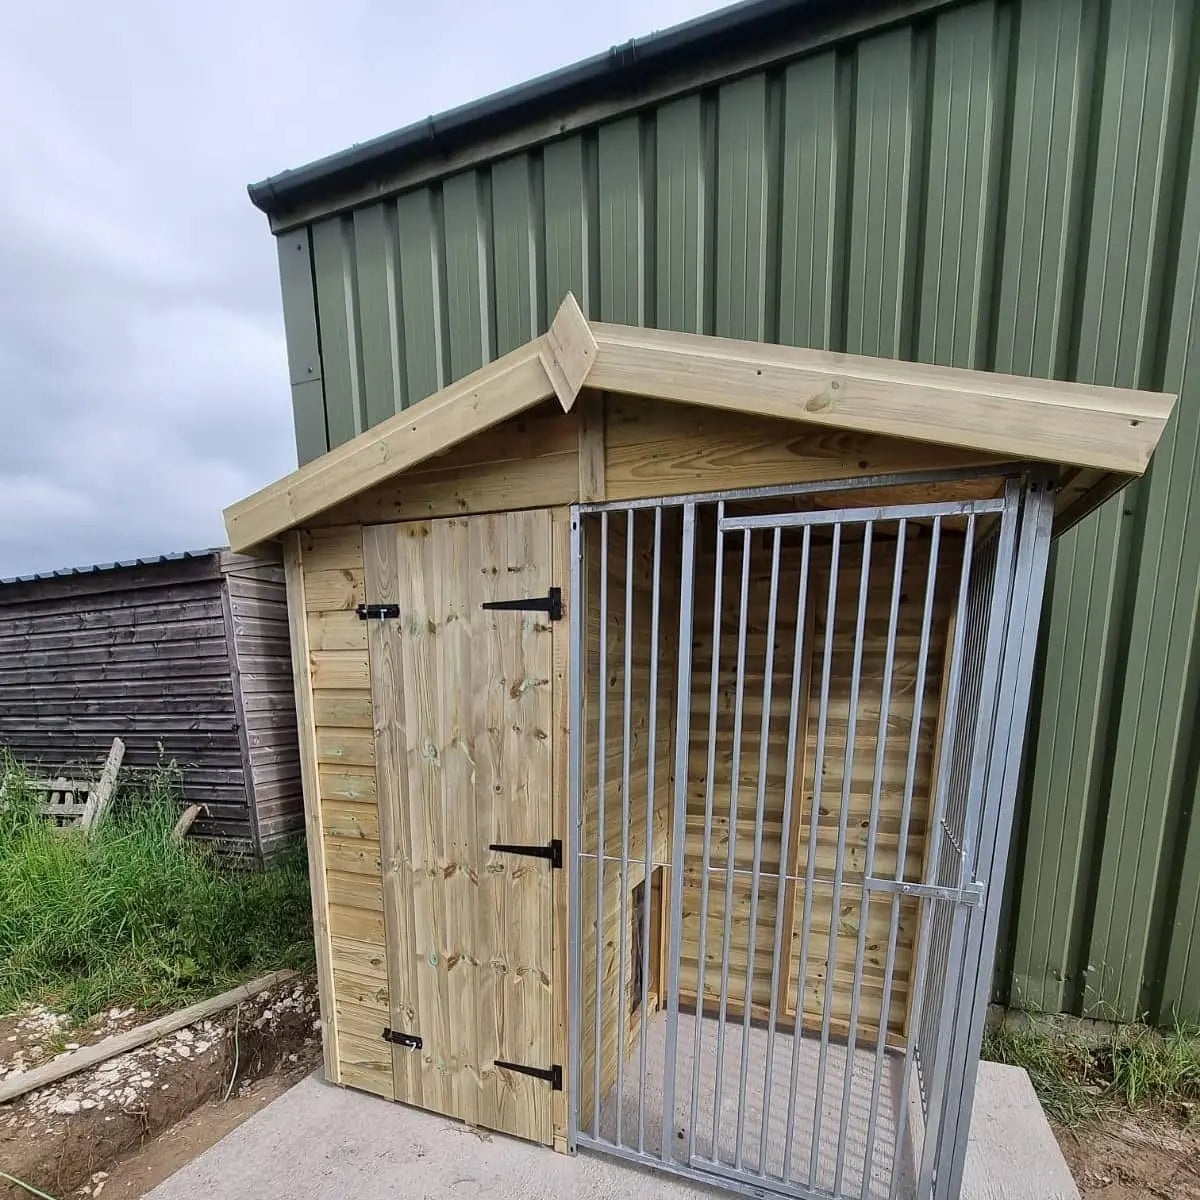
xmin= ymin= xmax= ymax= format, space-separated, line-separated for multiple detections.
xmin=0 ymin=0 xmax=715 ymax=576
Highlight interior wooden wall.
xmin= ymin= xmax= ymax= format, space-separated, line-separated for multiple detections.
xmin=603 ymin=396 xmax=1004 ymax=502
xmin=286 ymin=525 xmax=395 ymax=1100
xmin=578 ymin=510 xmax=680 ymax=1129
xmin=678 ymin=517 xmax=963 ymax=1042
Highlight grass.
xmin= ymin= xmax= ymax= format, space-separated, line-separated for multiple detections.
xmin=0 ymin=754 xmax=314 ymax=1024
xmin=982 ymin=1017 xmax=1200 ymax=1127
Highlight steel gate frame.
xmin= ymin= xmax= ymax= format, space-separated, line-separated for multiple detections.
xmin=566 ymin=467 xmax=1056 ymax=1200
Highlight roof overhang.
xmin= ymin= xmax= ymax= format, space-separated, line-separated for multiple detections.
xmin=224 ymin=294 xmax=1175 ymax=553
xmin=248 ymin=0 xmax=959 ymax=231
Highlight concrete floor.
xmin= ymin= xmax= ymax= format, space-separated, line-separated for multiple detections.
xmin=148 ymin=1061 xmax=1079 ymax=1200
xmin=593 ymin=1011 xmax=901 ymax=1198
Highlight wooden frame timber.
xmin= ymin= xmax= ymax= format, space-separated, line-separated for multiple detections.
xmin=224 ymin=294 xmax=1173 ymax=554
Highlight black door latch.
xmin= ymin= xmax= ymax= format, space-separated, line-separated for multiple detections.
xmin=357 ymin=603 xmax=400 ymax=620
xmin=382 ymin=1028 xmax=422 ymax=1049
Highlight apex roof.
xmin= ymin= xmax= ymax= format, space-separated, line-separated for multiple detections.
xmin=224 ymin=294 xmax=1174 ymax=552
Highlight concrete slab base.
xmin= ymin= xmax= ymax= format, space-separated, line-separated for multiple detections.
xmin=148 ymin=1062 xmax=1079 ymax=1200
xmin=955 ymin=1062 xmax=1079 ymax=1200
xmin=593 ymin=1011 xmax=902 ymax=1198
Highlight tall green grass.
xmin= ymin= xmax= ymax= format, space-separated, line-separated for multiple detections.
xmin=982 ymin=1018 xmax=1200 ymax=1126
xmin=0 ymin=755 xmax=313 ymax=1023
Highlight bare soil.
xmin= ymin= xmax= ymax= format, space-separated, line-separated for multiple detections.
xmin=1056 ymin=1112 xmax=1200 ymax=1199
xmin=0 ymin=978 xmax=321 ymax=1200
xmin=79 ymin=1065 xmax=314 ymax=1199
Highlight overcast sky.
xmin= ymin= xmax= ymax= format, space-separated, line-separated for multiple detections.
xmin=0 ymin=0 xmax=719 ymax=577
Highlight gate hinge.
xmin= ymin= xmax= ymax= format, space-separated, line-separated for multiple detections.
xmin=488 ymin=838 xmax=562 ymax=869
xmin=382 ymin=1028 xmax=422 ymax=1050
xmin=481 ymin=587 xmax=562 ymax=621
xmin=357 ymin=603 xmax=400 ymax=620
xmin=495 ymin=1059 xmax=562 ymax=1090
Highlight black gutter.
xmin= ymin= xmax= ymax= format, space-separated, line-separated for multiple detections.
xmin=247 ymin=0 xmax=891 ymax=218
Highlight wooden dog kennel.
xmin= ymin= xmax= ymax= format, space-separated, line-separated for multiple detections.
xmin=224 ymin=296 xmax=1171 ymax=1198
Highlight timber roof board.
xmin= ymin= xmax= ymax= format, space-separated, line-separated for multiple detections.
xmin=223 ymin=294 xmax=1175 ymax=553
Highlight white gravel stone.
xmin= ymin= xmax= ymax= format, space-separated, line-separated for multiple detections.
xmin=53 ymin=1098 xmax=81 ymax=1115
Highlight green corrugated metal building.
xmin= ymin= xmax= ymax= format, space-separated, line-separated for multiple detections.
xmin=249 ymin=0 xmax=1200 ymax=1025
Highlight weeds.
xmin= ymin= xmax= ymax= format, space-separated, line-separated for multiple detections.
xmin=0 ymin=753 xmax=313 ymax=1023
xmin=982 ymin=1017 xmax=1200 ymax=1127
xmin=1103 ymin=1019 xmax=1200 ymax=1114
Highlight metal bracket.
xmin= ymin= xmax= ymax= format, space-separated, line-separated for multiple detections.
xmin=382 ymin=1028 xmax=422 ymax=1050
xmin=481 ymin=587 xmax=562 ymax=621
xmin=495 ymin=1059 xmax=562 ymax=1090
xmin=488 ymin=839 xmax=562 ymax=869
xmin=357 ymin=604 xmax=400 ymax=620
xmin=865 ymin=877 xmax=986 ymax=908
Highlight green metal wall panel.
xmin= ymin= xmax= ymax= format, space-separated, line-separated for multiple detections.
xmin=543 ymin=135 xmax=596 ymax=318
xmin=714 ymin=75 xmax=775 ymax=340
xmin=655 ymin=95 xmax=711 ymax=334
xmin=273 ymin=230 xmax=328 ymax=461
xmin=597 ymin=118 xmax=650 ymax=325
xmin=777 ymin=54 xmax=843 ymax=351
xmin=278 ymin=0 xmax=1200 ymax=1022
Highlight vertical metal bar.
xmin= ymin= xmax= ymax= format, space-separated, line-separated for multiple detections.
xmin=567 ymin=510 xmax=584 ymax=1151
xmin=783 ymin=523 xmax=842 ymax=1184
xmin=734 ymin=528 xmax=782 ymax=1169
xmin=591 ymin=512 xmax=609 ymax=1140
xmin=861 ymin=519 xmax=940 ymax=1199
xmin=637 ymin=507 xmax=663 ymax=1153
xmin=944 ymin=478 xmax=1054 ymax=1199
xmin=688 ymin=503 xmax=726 ymax=1164
xmin=663 ymin=503 xmax=697 ymax=1164
xmin=916 ymin=498 xmax=1022 ymax=1200
xmin=811 ymin=522 xmax=873 ymax=1190
xmin=614 ymin=510 xmax=636 ymax=1147
xmin=954 ymin=483 xmax=1026 ymax=890
xmin=710 ymin=528 xmax=753 ymax=1163
xmin=759 ymin=526 xmax=812 ymax=1178
xmin=835 ymin=520 xmax=905 ymax=1195
xmin=887 ymin=515 xmax=978 ymax=1199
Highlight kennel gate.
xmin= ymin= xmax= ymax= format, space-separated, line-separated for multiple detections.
xmin=566 ymin=471 xmax=1054 ymax=1200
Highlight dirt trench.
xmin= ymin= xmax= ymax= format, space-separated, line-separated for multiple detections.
xmin=0 ymin=978 xmax=321 ymax=1200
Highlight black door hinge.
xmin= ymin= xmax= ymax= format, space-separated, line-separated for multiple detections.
xmin=488 ymin=838 xmax=562 ymax=869
xmin=357 ymin=603 xmax=400 ymax=620
xmin=495 ymin=1060 xmax=562 ymax=1090
xmin=481 ymin=587 xmax=562 ymax=621
xmin=382 ymin=1028 xmax=422 ymax=1050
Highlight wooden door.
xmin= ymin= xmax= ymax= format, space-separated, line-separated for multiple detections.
xmin=364 ymin=511 xmax=557 ymax=1145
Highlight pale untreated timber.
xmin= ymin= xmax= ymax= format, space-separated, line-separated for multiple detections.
xmin=224 ymin=312 xmax=1172 ymax=549
xmin=0 ymin=970 xmax=296 ymax=1104
xmin=224 ymin=340 xmax=557 ymax=550
xmin=587 ymin=322 xmax=1172 ymax=475
xmin=577 ymin=391 xmax=606 ymax=502
xmin=283 ymin=532 xmax=340 ymax=1082
xmin=540 ymin=292 xmax=598 ymax=411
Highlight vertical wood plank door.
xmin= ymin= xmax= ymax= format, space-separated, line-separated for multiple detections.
xmin=364 ymin=511 xmax=557 ymax=1146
